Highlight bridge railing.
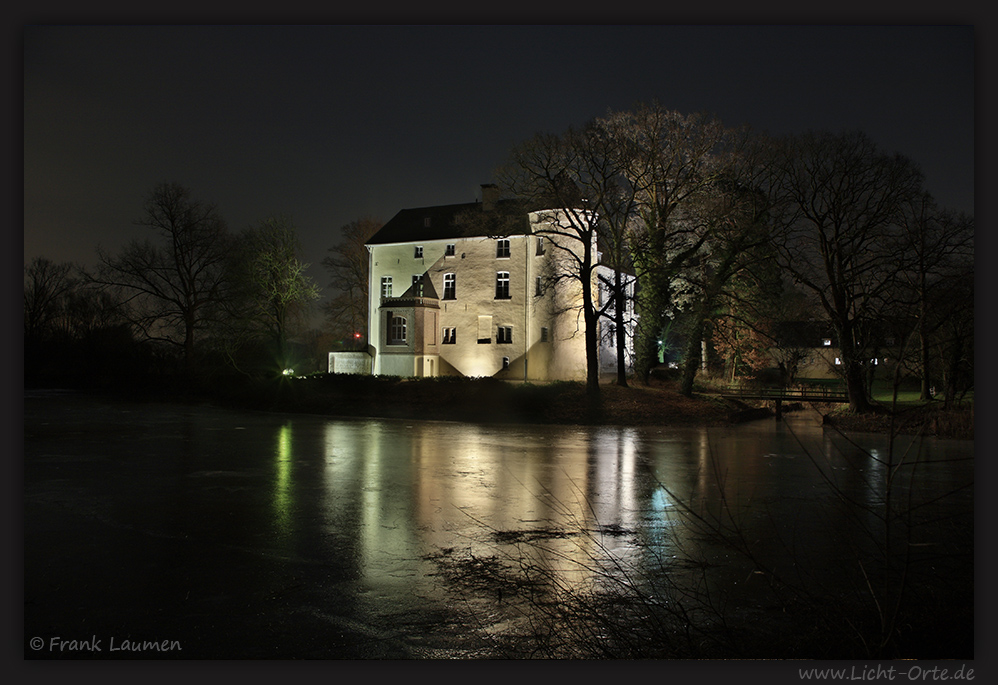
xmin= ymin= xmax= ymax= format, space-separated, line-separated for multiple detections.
xmin=720 ymin=385 xmax=850 ymax=402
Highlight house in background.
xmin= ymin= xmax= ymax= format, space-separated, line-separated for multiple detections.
xmin=344 ymin=184 xmax=632 ymax=381
xmin=767 ymin=320 xmax=900 ymax=384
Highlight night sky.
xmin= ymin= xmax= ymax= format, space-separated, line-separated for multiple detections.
xmin=23 ymin=25 xmax=976 ymax=302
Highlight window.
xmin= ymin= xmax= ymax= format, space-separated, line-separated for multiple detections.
xmin=495 ymin=272 xmax=510 ymax=299
xmin=414 ymin=245 xmax=423 ymax=258
xmin=443 ymin=273 xmax=456 ymax=300
xmin=478 ymin=315 xmax=492 ymax=344
xmin=442 ymin=327 xmax=456 ymax=344
xmin=412 ymin=275 xmax=423 ymax=296
xmin=380 ymin=276 xmax=393 ymax=298
xmin=834 ymin=357 xmax=842 ymax=365
xmin=445 ymin=243 xmax=456 ymax=256
xmin=502 ymin=357 xmax=510 ymax=370
xmin=496 ymin=239 xmax=510 ymax=258
xmin=535 ymin=276 xmax=543 ymax=296
xmin=423 ymin=217 xmax=431 ymax=228
xmin=388 ymin=313 xmax=406 ymax=344
xmin=822 ymin=338 xmax=832 ymax=347
xmin=497 ymin=326 xmax=513 ymax=344
xmin=540 ymin=327 xmax=549 ymax=343
xmin=536 ymin=236 xmax=545 ymax=255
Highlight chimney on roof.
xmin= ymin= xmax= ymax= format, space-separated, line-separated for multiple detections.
xmin=481 ymin=183 xmax=499 ymax=212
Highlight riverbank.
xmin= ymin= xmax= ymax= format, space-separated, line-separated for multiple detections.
xmin=824 ymin=402 xmax=974 ymax=440
xmin=218 ymin=374 xmax=739 ymax=427
xmin=49 ymin=373 xmax=973 ymax=438
xmin=224 ymin=375 xmax=973 ymax=439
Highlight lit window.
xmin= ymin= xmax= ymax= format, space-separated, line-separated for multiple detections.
xmin=380 ymin=276 xmax=393 ymax=298
xmin=442 ymin=327 xmax=456 ymax=344
xmin=443 ymin=273 xmax=456 ymax=300
xmin=495 ymin=272 xmax=510 ymax=299
xmin=540 ymin=327 xmax=549 ymax=342
xmin=497 ymin=326 xmax=513 ymax=344
xmin=870 ymin=358 xmax=878 ymax=365
xmin=496 ymin=239 xmax=510 ymax=258
xmin=823 ymin=338 xmax=832 ymax=347
xmin=389 ymin=314 xmax=406 ymax=344
xmin=834 ymin=357 xmax=842 ymax=365
xmin=414 ymin=245 xmax=423 ymax=258
xmin=536 ymin=236 xmax=545 ymax=255
xmin=445 ymin=243 xmax=456 ymax=256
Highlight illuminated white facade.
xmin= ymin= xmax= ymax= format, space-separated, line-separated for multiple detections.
xmin=364 ymin=195 xmax=597 ymax=380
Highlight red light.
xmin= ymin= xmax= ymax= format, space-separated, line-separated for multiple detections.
xmin=354 ymin=332 xmax=362 ymax=339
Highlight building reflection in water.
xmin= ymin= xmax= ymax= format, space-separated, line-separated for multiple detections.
xmin=316 ymin=419 xmax=713 ymax=600
xmin=278 ymin=414 xmax=970 ymax=637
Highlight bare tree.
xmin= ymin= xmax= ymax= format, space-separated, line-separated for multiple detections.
xmin=600 ymin=104 xmax=735 ymax=383
xmin=497 ymin=125 xmax=632 ymax=399
xmin=768 ymin=131 xmax=924 ymax=412
xmin=897 ymin=193 xmax=974 ymax=399
xmin=669 ymin=132 xmax=778 ymax=396
xmin=233 ymin=215 xmax=320 ymax=372
xmin=24 ymin=257 xmax=77 ymax=342
xmin=930 ymin=278 xmax=974 ymax=406
xmin=93 ymin=183 xmax=233 ymax=374
xmin=586 ymin=118 xmax=643 ymax=387
xmin=321 ymin=217 xmax=382 ymax=342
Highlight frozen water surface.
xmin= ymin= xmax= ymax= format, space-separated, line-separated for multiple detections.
xmin=24 ymin=393 xmax=973 ymax=659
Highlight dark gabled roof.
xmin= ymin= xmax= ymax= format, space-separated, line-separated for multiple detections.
xmin=367 ymin=199 xmax=532 ymax=246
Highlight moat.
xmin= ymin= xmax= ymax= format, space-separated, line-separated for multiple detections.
xmin=24 ymin=392 xmax=974 ymax=659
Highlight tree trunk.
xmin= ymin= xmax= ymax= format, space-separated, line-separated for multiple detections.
xmin=943 ymin=328 xmax=964 ymax=408
xmin=836 ymin=321 xmax=875 ymax=412
xmin=632 ymin=291 xmax=664 ymax=384
xmin=613 ymin=271 xmax=628 ymax=387
xmin=843 ymin=360 xmax=874 ymax=412
xmin=918 ymin=307 xmax=932 ymax=401
xmin=183 ymin=314 xmax=196 ymax=376
xmin=580 ymin=254 xmax=601 ymax=402
xmin=679 ymin=311 xmax=708 ymax=397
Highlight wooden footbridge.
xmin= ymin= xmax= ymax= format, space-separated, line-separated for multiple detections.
xmin=718 ymin=385 xmax=851 ymax=418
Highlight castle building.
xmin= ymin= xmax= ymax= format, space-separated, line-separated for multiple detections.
xmin=359 ymin=184 xmax=630 ymax=380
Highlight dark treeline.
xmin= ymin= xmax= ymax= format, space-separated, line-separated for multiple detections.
xmin=26 ymin=106 xmax=974 ymax=412
xmin=490 ymin=103 xmax=974 ymax=410
xmin=24 ymin=183 xmax=323 ymax=396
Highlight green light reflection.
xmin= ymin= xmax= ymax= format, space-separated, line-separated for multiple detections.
xmin=274 ymin=422 xmax=293 ymax=538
